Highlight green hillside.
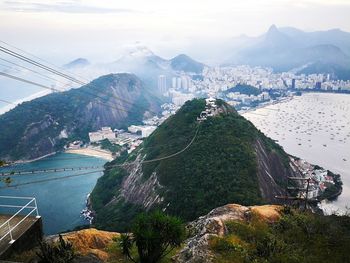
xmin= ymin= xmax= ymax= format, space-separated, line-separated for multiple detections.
xmin=224 ymin=84 xmax=261 ymax=96
xmin=210 ymin=208 xmax=350 ymax=263
xmin=91 ymin=99 xmax=293 ymax=231
xmin=0 ymin=73 xmax=160 ymax=161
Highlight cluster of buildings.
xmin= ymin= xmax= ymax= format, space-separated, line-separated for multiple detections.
xmin=171 ymin=75 xmax=193 ymax=91
xmin=86 ymin=106 xmax=180 ymax=154
xmin=291 ymin=158 xmax=336 ymax=200
xmin=87 ymin=124 xmax=156 ymax=154
xmin=88 ymin=127 xmax=116 ymax=143
xmin=225 ymin=91 xmax=271 ymax=108
xmin=198 ymin=66 xmax=350 ymax=92
xmin=127 ymin=125 xmax=157 ymax=138
xmin=157 ymin=65 xmax=350 ymax=112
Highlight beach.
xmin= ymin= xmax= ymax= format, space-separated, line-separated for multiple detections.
xmin=65 ymin=147 xmax=113 ymax=161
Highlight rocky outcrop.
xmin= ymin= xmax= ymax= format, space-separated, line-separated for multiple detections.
xmin=48 ymin=228 xmax=119 ymax=262
xmin=118 ymin=155 xmax=164 ymax=209
xmin=254 ymin=138 xmax=303 ymax=203
xmin=174 ymin=204 xmax=282 ymax=263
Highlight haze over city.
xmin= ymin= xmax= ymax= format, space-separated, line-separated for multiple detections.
xmin=1 ymin=0 xmax=350 ymax=62
xmin=0 ymin=1 xmax=350 ymax=262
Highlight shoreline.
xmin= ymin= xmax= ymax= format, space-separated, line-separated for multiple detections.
xmin=239 ymin=96 xmax=294 ymax=115
xmin=13 ymin=152 xmax=57 ymax=164
xmin=65 ymin=147 xmax=113 ymax=161
xmin=10 ymin=147 xmax=113 ymax=165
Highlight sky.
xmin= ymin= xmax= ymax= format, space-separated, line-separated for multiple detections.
xmin=0 ymin=0 xmax=350 ymax=63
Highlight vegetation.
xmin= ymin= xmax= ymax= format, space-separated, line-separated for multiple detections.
xmin=0 ymin=74 xmax=158 ymax=160
xmin=224 ymin=84 xmax=261 ymax=96
xmin=100 ymin=139 xmax=122 ymax=154
xmin=118 ymin=211 xmax=185 ymax=263
xmin=210 ymin=208 xmax=350 ymax=263
xmin=319 ymin=171 xmax=343 ymax=200
xmin=141 ymin=99 xmax=263 ymax=221
xmin=36 ymin=235 xmax=75 ymax=263
xmin=91 ymin=99 xmax=294 ymax=231
xmin=0 ymin=176 xmax=12 ymax=186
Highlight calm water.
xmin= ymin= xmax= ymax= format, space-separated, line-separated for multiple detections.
xmin=243 ymin=93 xmax=350 ymax=213
xmin=0 ymin=153 xmax=106 ymax=234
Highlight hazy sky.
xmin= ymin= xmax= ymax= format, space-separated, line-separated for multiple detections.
xmin=1 ymin=0 xmax=350 ymax=62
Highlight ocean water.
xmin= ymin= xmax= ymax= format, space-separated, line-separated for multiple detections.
xmin=0 ymin=153 xmax=106 ymax=234
xmin=243 ymin=93 xmax=350 ymax=213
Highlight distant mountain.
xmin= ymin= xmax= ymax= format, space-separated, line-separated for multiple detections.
xmin=0 ymin=73 xmax=161 ymax=161
xmin=90 ymin=98 xmax=305 ymax=231
xmin=228 ymin=25 xmax=350 ymax=79
xmin=170 ymin=54 xmax=205 ymax=74
xmin=104 ymin=46 xmax=205 ymax=94
xmin=63 ymin=58 xmax=90 ymax=69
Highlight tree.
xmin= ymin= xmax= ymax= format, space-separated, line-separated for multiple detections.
xmin=119 ymin=210 xmax=185 ymax=263
xmin=1 ymin=177 xmax=12 ymax=187
xmin=36 ymin=234 xmax=75 ymax=263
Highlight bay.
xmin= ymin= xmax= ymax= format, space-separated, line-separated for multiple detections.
xmin=0 ymin=153 xmax=106 ymax=234
xmin=243 ymin=93 xmax=350 ymax=214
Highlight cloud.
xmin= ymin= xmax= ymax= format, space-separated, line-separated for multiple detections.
xmin=1 ymin=1 xmax=138 ymax=14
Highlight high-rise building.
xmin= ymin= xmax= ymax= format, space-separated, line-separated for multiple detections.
xmin=172 ymin=77 xmax=177 ymax=89
xmin=181 ymin=76 xmax=188 ymax=90
xmin=176 ymin=77 xmax=182 ymax=90
xmin=158 ymin=75 xmax=167 ymax=94
xmin=291 ymin=78 xmax=296 ymax=90
xmin=315 ymin=81 xmax=322 ymax=90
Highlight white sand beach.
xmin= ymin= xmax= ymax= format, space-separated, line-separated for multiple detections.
xmin=66 ymin=147 xmax=113 ymax=161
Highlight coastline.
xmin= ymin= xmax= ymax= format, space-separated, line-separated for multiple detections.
xmin=65 ymin=147 xmax=113 ymax=161
xmin=243 ymin=92 xmax=348 ymax=214
xmin=0 ymin=89 xmax=52 ymax=115
xmin=239 ymin=96 xmax=294 ymax=115
xmin=14 ymin=152 xmax=57 ymax=164
xmin=9 ymin=147 xmax=112 ymax=165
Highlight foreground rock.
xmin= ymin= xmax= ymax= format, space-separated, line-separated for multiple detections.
xmin=174 ymin=204 xmax=282 ymax=263
xmin=48 ymin=228 xmax=119 ymax=262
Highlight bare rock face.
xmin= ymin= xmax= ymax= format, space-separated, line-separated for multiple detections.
xmin=119 ymin=155 xmax=164 ymax=209
xmin=174 ymin=204 xmax=281 ymax=263
xmin=254 ymin=138 xmax=303 ymax=203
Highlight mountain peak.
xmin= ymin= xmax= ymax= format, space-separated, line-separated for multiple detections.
xmin=173 ymin=54 xmax=190 ymax=59
xmin=63 ymin=58 xmax=90 ymax=69
xmin=170 ymin=54 xmax=204 ymax=73
xmin=127 ymin=45 xmax=154 ymax=57
xmin=267 ymin=24 xmax=279 ymax=33
xmin=264 ymin=24 xmax=291 ymax=46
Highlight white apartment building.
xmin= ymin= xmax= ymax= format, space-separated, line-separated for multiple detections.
xmin=158 ymin=75 xmax=167 ymax=94
xmin=89 ymin=127 xmax=115 ymax=142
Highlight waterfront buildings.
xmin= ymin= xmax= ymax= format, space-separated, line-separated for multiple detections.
xmin=89 ymin=127 xmax=115 ymax=142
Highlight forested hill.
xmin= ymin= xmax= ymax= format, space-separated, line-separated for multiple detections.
xmin=91 ymin=98 xmax=302 ymax=231
xmin=224 ymin=84 xmax=261 ymax=96
xmin=0 ymin=73 xmax=161 ymax=161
